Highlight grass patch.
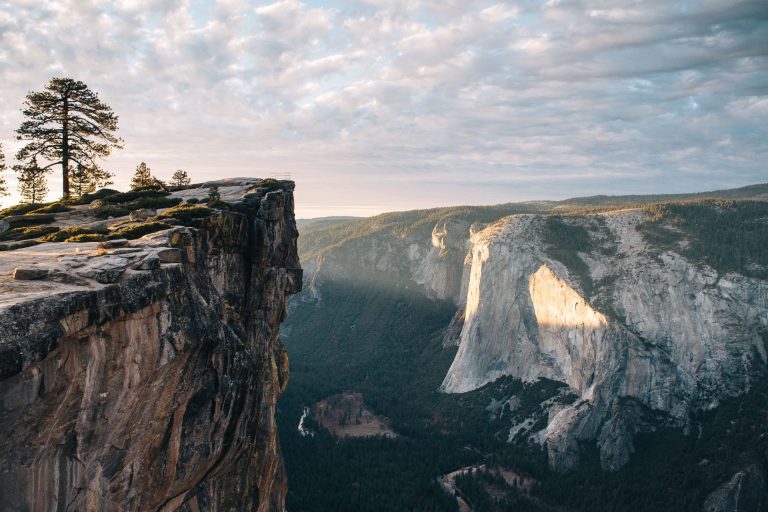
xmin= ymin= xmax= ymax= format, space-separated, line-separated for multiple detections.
xmin=102 ymin=189 xmax=171 ymax=205
xmin=0 ymin=225 xmax=59 ymax=242
xmin=65 ymin=233 xmax=108 ymax=243
xmin=70 ymin=188 xmax=121 ymax=205
xmin=93 ymin=206 xmax=131 ymax=219
xmin=28 ymin=202 xmax=72 ymax=214
xmin=0 ymin=203 xmax=49 ymax=217
xmin=158 ymin=204 xmax=213 ymax=221
xmin=40 ymin=226 xmax=108 ymax=243
xmin=109 ymin=222 xmax=170 ymax=240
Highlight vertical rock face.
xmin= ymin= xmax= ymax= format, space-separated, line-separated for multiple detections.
xmin=440 ymin=211 xmax=768 ymax=471
xmin=0 ymin=184 xmax=301 ymax=511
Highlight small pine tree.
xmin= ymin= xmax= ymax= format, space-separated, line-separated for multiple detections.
xmin=0 ymin=143 xmax=8 ymax=201
xmin=130 ymin=162 xmax=154 ymax=189
xmin=207 ymin=184 xmax=221 ymax=203
xmin=15 ymin=156 xmax=50 ymax=204
xmin=69 ymin=164 xmax=114 ymax=198
xmin=170 ymin=169 xmax=191 ymax=188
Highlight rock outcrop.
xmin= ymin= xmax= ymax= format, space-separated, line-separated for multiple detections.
xmin=704 ymin=464 xmax=768 ymax=512
xmin=440 ymin=211 xmax=767 ymax=471
xmin=0 ymin=181 xmax=300 ymax=511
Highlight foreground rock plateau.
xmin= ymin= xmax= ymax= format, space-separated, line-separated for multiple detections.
xmin=0 ymin=180 xmax=301 ymax=511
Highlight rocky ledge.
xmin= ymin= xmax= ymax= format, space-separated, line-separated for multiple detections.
xmin=0 ymin=179 xmax=301 ymax=511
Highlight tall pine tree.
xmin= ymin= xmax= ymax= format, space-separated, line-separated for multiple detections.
xmin=16 ymin=77 xmax=122 ymax=198
xmin=15 ymin=156 xmax=50 ymax=204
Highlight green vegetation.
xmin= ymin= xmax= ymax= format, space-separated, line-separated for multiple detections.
xmin=93 ymin=206 xmax=130 ymax=219
xmin=109 ymin=221 xmax=170 ymax=240
xmin=15 ymin=77 xmax=122 ymax=198
xmin=0 ymin=202 xmax=47 ymax=217
xmin=280 ymin=278 xmax=561 ymax=512
xmin=158 ymin=203 xmax=213 ymax=221
xmin=72 ymin=188 xmax=121 ymax=204
xmin=65 ymin=233 xmax=107 ymax=243
xmin=0 ymin=225 xmax=59 ymax=242
xmin=641 ymin=200 xmax=768 ymax=278
xmin=40 ymin=226 xmax=107 ymax=243
xmin=541 ymin=216 xmax=595 ymax=295
xmin=28 ymin=202 xmax=71 ymax=214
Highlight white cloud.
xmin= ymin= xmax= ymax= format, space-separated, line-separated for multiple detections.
xmin=0 ymin=0 xmax=766 ymax=215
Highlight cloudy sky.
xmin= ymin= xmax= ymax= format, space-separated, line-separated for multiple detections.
xmin=0 ymin=0 xmax=766 ymax=217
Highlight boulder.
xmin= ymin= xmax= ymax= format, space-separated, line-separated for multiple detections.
xmin=129 ymin=208 xmax=157 ymax=221
xmin=0 ymin=220 xmax=9 ymax=234
xmin=157 ymin=248 xmax=182 ymax=263
xmin=13 ymin=267 xmax=49 ymax=280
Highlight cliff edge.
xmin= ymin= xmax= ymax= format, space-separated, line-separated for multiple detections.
xmin=0 ymin=179 xmax=301 ymax=511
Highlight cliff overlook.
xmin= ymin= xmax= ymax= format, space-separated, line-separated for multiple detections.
xmin=0 ymin=179 xmax=301 ymax=511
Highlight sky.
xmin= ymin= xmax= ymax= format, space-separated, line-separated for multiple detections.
xmin=0 ymin=0 xmax=766 ymax=218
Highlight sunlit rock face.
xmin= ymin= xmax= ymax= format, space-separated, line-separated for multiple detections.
xmin=0 ymin=184 xmax=300 ymax=511
xmin=441 ymin=211 xmax=768 ymax=471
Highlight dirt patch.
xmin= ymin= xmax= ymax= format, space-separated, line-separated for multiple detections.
xmin=312 ymin=392 xmax=397 ymax=438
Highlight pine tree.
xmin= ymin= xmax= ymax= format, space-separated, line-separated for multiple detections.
xmin=207 ymin=184 xmax=221 ymax=203
xmin=15 ymin=156 xmax=50 ymax=204
xmin=170 ymin=169 xmax=191 ymax=188
xmin=130 ymin=162 xmax=154 ymax=189
xmin=69 ymin=164 xmax=114 ymax=198
xmin=0 ymin=143 xmax=8 ymax=201
xmin=16 ymin=77 xmax=122 ymax=198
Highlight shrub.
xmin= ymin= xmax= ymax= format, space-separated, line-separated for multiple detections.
xmin=72 ymin=188 xmax=121 ymax=205
xmin=158 ymin=204 xmax=213 ymax=221
xmin=65 ymin=233 xmax=108 ymax=243
xmin=0 ymin=225 xmax=59 ymax=242
xmin=40 ymin=226 xmax=107 ymax=243
xmin=129 ymin=196 xmax=182 ymax=210
xmin=186 ymin=197 xmax=200 ymax=204
xmin=29 ymin=202 xmax=72 ymax=214
xmin=0 ymin=203 xmax=48 ymax=217
xmin=93 ymin=206 xmax=130 ymax=219
xmin=102 ymin=189 xmax=170 ymax=205
xmin=109 ymin=222 xmax=170 ymax=240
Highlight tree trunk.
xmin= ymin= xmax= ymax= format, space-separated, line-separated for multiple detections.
xmin=62 ymin=97 xmax=70 ymax=199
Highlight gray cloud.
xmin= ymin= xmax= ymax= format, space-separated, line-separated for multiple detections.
xmin=0 ymin=0 xmax=766 ymax=216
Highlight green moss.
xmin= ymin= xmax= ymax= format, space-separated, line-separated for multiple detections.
xmin=93 ymin=206 xmax=130 ymax=219
xmin=0 ymin=203 xmax=49 ymax=217
xmin=40 ymin=226 xmax=107 ymax=243
xmin=158 ymin=204 xmax=213 ymax=221
xmin=109 ymin=222 xmax=170 ymax=240
xmin=71 ymin=188 xmax=121 ymax=205
xmin=102 ymin=189 xmax=170 ymax=205
xmin=28 ymin=202 xmax=72 ymax=214
xmin=0 ymin=225 xmax=59 ymax=242
xmin=65 ymin=233 xmax=108 ymax=243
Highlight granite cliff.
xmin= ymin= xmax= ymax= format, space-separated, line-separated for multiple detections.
xmin=297 ymin=188 xmax=768 ymax=487
xmin=440 ymin=210 xmax=767 ymax=471
xmin=0 ymin=179 xmax=300 ymax=511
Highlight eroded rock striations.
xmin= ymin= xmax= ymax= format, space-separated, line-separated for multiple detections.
xmin=0 ymin=182 xmax=301 ymax=511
